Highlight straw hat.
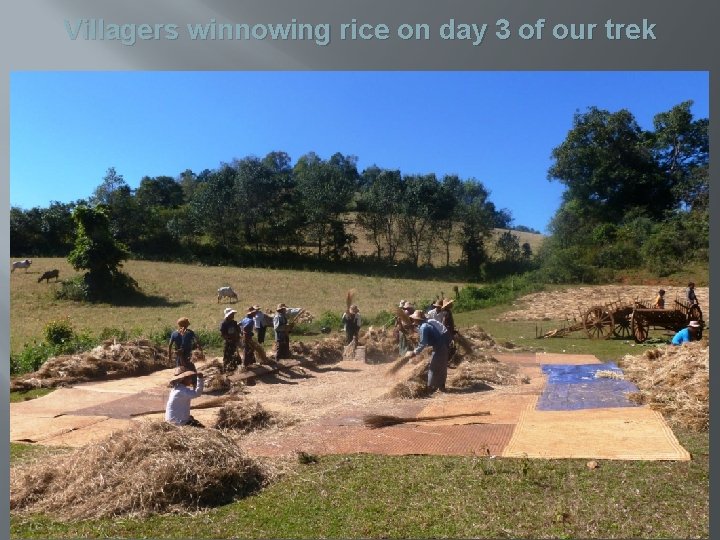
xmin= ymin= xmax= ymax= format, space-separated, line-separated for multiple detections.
xmin=441 ymin=299 xmax=455 ymax=309
xmin=398 ymin=299 xmax=406 ymax=308
xmin=409 ymin=310 xmax=427 ymax=321
xmin=402 ymin=301 xmax=415 ymax=309
xmin=431 ymin=299 xmax=443 ymax=308
xmin=349 ymin=304 xmax=359 ymax=314
xmin=276 ymin=303 xmax=288 ymax=311
xmin=252 ymin=304 xmax=262 ymax=311
xmin=176 ymin=317 xmax=190 ymax=328
xmin=169 ymin=368 xmax=196 ymax=385
xmin=246 ymin=307 xmax=257 ymax=316
xmin=689 ymin=320 xmax=701 ymax=328
xmin=223 ymin=307 xmax=237 ymax=319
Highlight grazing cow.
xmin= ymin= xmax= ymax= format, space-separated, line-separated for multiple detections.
xmin=38 ymin=269 xmax=60 ymax=283
xmin=11 ymin=259 xmax=32 ymax=273
xmin=217 ymin=286 xmax=238 ymax=303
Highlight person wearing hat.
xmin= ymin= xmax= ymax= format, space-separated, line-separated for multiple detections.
xmin=165 ymin=367 xmax=205 ymax=427
xmin=342 ymin=304 xmax=362 ymax=346
xmin=395 ymin=300 xmax=416 ymax=355
xmin=253 ymin=305 xmax=268 ymax=344
xmin=671 ymin=320 xmax=702 ymax=345
xmin=426 ymin=299 xmax=444 ymax=322
xmin=653 ymin=289 xmax=666 ymax=309
xmin=240 ymin=307 xmax=258 ymax=367
xmin=403 ymin=309 xmax=450 ymax=393
xmin=273 ymin=303 xmax=292 ymax=359
xmin=168 ymin=317 xmax=203 ymax=376
xmin=220 ymin=307 xmax=241 ymax=372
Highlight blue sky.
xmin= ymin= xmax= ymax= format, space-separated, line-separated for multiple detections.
xmin=10 ymin=71 xmax=708 ymax=234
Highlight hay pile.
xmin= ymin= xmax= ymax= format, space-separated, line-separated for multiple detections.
xmin=291 ymin=336 xmax=345 ymax=364
xmin=214 ymin=398 xmax=281 ymax=432
xmin=386 ymin=362 xmax=433 ymax=399
xmin=10 ymin=340 xmax=170 ymax=392
xmin=449 ymin=354 xmax=520 ymax=388
xmin=619 ymin=341 xmax=709 ymax=432
xmin=10 ymin=421 xmax=266 ymax=519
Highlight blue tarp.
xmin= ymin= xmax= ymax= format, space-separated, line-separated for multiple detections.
xmin=536 ymin=362 xmax=641 ymax=411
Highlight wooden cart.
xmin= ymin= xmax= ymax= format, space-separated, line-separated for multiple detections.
xmin=630 ymin=300 xmax=703 ymax=343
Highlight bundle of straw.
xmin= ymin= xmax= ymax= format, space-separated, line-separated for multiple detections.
xmin=454 ymin=332 xmax=474 ymax=354
xmin=385 ymin=353 xmax=414 ymax=376
xmin=346 ymin=289 xmax=355 ymax=311
xmin=363 ymin=410 xmax=490 ymax=429
xmin=248 ymin=339 xmax=268 ymax=363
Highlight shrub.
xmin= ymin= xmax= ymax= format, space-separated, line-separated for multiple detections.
xmin=44 ymin=319 xmax=74 ymax=346
xmin=54 ymin=276 xmax=89 ymax=301
xmin=317 ymin=311 xmax=342 ymax=330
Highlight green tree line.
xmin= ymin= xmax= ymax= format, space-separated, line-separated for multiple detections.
xmin=11 ymin=151 xmax=531 ymax=278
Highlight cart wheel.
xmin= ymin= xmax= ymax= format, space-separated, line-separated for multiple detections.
xmin=583 ymin=306 xmax=614 ymax=340
xmin=631 ymin=312 xmax=649 ymax=343
xmin=612 ymin=313 xmax=633 ymax=339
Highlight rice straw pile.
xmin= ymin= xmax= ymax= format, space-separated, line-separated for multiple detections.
xmin=10 ymin=340 xmax=170 ymax=392
xmin=619 ymin=340 xmax=709 ymax=432
xmin=10 ymin=421 xmax=266 ymax=519
xmin=449 ymin=354 xmax=520 ymax=388
xmin=214 ymin=398 xmax=278 ymax=432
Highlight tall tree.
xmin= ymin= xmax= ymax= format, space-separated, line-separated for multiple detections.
xmin=398 ymin=174 xmax=441 ymax=267
xmin=356 ymin=167 xmax=404 ymax=261
xmin=456 ymin=180 xmax=497 ymax=274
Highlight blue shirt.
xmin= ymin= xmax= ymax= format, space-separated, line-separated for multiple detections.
xmin=414 ymin=321 xmax=448 ymax=355
xmin=169 ymin=329 xmax=197 ymax=356
xmin=671 ymin=328 xmax=692 ymax=345
xmin=241 ymin=316 xmax=255 ymax=337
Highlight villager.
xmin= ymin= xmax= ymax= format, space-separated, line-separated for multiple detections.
xmin=671 ymin=320 xmax=702 ymax=346
xmin=396 ymin=300 xmax=416 ymax=355
xmin=653 ymin=289 xmax=666 ymax=309
xmin=168 ymin=317 xmax=203 ymax=380
xmin=273 ymin=303 xmax=292 ymax=360
xmin=439 ymin=299 xmax=458 ymax=365
xmin=687 ymin=282 xmax=699 ymax=307
xmin=253 ymin=305 xmax=267 ymax=344
xmin=403 ymin=309 xmax=450 ymax=392
xmin=165 ymin=367 xmax=205 ymax=427
xmin=220 ymin=307 xmax=241 ymax=372
xmin=342 ymin=304 xmax=362 ymax=345
xmin=427 ymin=299 xmax=444 ymax=322
xmin=241 ymin=307 xmax=258 ymax=367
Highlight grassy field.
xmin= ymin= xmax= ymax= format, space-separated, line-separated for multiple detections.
xmin=10 ymin=258 xmax=468 ymax=355
xmin=9 ymin=260 xmax=708 ymax=538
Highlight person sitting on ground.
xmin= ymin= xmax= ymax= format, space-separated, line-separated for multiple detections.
xmin=342 ymin=304 xmax=362 ymax=345
xmin=165 ymin=367 xmax=205 ymax=427
xmin=403 ymin=310 xmax=450 ymax=393
xmin=220 ymin=307 xmax=241 ymax=372
xmin=653 ymin=289 xmax=666 ymax=309
xmin=241 ymin=307 xmax=258 ymax=368
xmin=168 ymin=317 xmax=203 ymax=384
xmin=671 ymin=320 xmax=702 ymax=346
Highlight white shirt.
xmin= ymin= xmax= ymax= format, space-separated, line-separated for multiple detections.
xmin=165 ymin=377 xmax=204 ymax=425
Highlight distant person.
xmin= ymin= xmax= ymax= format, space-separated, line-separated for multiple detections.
xmin=671 ymin=320 xmax=702 ymax=345
xmin=273 ymin=303 xmax=292 ymax=360
xmin=253 ymin=304 xmax=268 ymax=344
xmin=342 ymin=304 xmax=362 ymax=345
xmin=241 ymin=307 xmax=258 ymax=367
xmin=220 ymin=307 xmax=241 ymax=372
xmin=687 ymin=282 xmax=699 ymax=307
xmin=653 ymin=289 xmax=666 ymax=309
xmin=165 ymin=367 xmax=205 ymax=427
xmin=396 ymin=300 xmax=416 ymax=355
xmin=168 ymin=317 xmax=203 ymax=378
xmin=402 ymin=310 xmax=450 ymax=393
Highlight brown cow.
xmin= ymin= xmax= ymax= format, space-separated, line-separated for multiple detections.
xmin=37 ymin=269 xmax=60 ymax=283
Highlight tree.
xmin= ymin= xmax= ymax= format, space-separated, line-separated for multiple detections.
xmin=294 ymin=152 xmax=357 ymax=258
xmin=67 ymin=205 xmax=135 ymax=299
xmin=91 ymin=167 xmax=127 ymax=206
xmin=398 ymin=174 xmax=441 ymax=267
xmin=456 ymin=180 xmax=497 ymax=275
xmin=436 ymin=175 xmax=462 ymax=267
xmin=548 ymin=107 xmax=671 ymax=223
xmin=495 ymin=230 xmax=521 ymax=262
xmin=135 ymin=176 xmax=184 ymax=209
xmin=356 ymin=167 xmax=404 ymax=261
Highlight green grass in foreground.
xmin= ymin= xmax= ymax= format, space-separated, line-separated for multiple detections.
xmin=9 ymin=388 xmax=54 ymax=403
xmin=10 ymin=430 xmax=708 ymax=539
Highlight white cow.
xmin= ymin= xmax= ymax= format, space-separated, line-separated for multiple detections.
xmin=217 ymin=286 xmax=238 ymax=303
xmin=11 ymin=259 xmax=32 ymax=273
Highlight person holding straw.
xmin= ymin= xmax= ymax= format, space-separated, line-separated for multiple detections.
xmin=403 ymin=310 xmax=450 ymax=393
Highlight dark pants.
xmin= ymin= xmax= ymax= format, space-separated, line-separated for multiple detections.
xmin=256 ymin=326 xmax=267 ymax=344
xmin=276 ymin=333 xmax=291 ymax=359
xmin=223 ymin=340 xmax=240 ymax=372
xmin=427 ymin=346 xmax=449 ymax=391
xmin=243 ymin=339 xmax=256 ymax=366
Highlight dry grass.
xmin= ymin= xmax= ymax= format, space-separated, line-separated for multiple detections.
xmin=10 ymin=340 xmax=170 ymax=392
xmin=619 ymin=340 xmax=709 ymax=432
xmin=214 ymin=398 xmax=283 ymax=432
xmin=10 ymin=421 xmax=267 ymax=520
xmin=10 ymin=257 xmax=469 ymax=355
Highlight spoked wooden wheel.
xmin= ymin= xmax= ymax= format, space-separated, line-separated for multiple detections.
xmin=583 ymin=306 xmax=614 ymax=340
xmin=688 ymin=305 xmax=703 ymax=324
xmin=612 ymin=313 xmax=633 ymax=339
xmin=631 ymin=312 xmax=650 ymax=343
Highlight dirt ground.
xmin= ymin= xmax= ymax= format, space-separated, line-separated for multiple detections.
xmin=496 ymin=285 xmax=709 ymax=324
